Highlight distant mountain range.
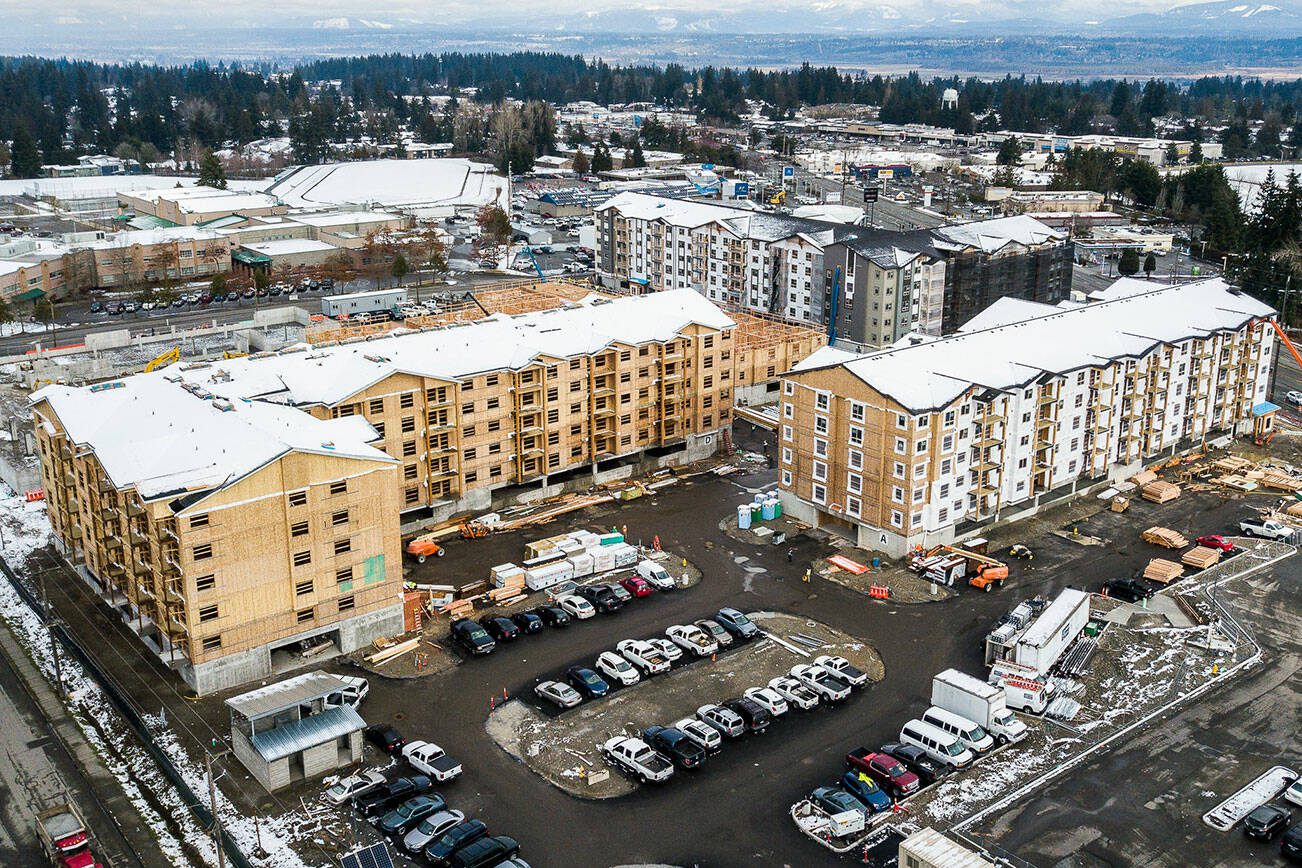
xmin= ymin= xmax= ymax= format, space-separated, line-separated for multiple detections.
xmin=1105 ymin=1 xmax=1300 ymax=34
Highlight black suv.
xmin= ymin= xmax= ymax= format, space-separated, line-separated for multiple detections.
xmin=450 ymin=618 xmax=496 ymax=655
xmin=642 ymin=725 xmax=706 ymax=769
xmin=531 ymin=605 xmax=571 ymax=627
xmin=510 ymin=611 xmax=545 ymax=635
xmin=576 ymin=584 xmax=622 ymax=614
xmin=880 ymin=741 xmax=947 ymax=785
xmin=478 ymin=615 xmax=520 ymax=642
xmin=450 ymin=835 xmax=519 ymax=868
xmin=364 ymin=723 xmax=405 ymax=753
xmin=723 ymin=697 xmax=773 ymax=734
xmin=1101 ymin=577 xmax=1152 ymax=603
xmin=425 ymin=819 xmax=489 ymax=865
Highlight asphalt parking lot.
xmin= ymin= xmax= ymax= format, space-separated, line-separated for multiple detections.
xmin=325 ymin=432 xmax=1296 ymax=867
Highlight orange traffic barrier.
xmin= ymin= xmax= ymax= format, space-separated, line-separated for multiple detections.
xmin=869 ymin=585 xmax=890 ymax=599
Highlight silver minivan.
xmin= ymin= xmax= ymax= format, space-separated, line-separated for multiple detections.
xmin=900 ymin=719 xmax=975 ymax=770
xmin=922 ymin=706 xmax=996 ymax=754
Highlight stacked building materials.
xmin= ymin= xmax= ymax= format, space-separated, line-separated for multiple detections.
xmin=1181 ymin=546 xmax=1221 ymax=569
xmin=1142 ymin=526 xmax=1189 ymax=549
xmin=1141 ymin=481 xmax=1182 ymax=503
xmin=516 ymin=529 xmax=640 ymax=592
xmin=1143 ymin=558 xmax=1184 ymax=584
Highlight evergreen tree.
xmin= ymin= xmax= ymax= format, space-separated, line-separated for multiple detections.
xmin=627 ymin=137 xmax=646 ymax=169
xmin=9 ymin=124 xmax=43 ymax=178
xmin=591 ymin=142 xmax=613 ymax=173
xmin=1118 ymin=248 xmax=1141 ymax=276
xmin=31 ymin=296 xmax=55 ymax=325
xmin=390 ymin=253 xmax=409 ymax=286
xmin=572 ymin=148 xmax=590 ymax=175
xmin=1190 ymin=141 xmax=1204 ymax=164
xmin=996 ymin=136 xmax=1021 ymax=166
xmin=197 ymin=150 xmax=227 ymax=189
xmin=1143 ymin=251 xmax=1157 ymax=279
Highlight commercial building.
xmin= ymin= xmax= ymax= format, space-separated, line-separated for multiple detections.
xmin=0 ymin=237 xmax=69 ymax=302
xmin=31 ymin=290 xmax=753 ymax=691
xmin=986 ymin=132 xmax=1224 ymax=166
xmin=528 ymin=188 xmax=615 ymax=218
xmin=227 ymin=672 xmax=365 ymax=791
xmin=1001 ymin=190 xmax=1105 ymax=215
xmin=932 ymin=215 xmax=1073 ymax=332
xmin=79 ymin=226 xmax=232 ymax=288
xmin=118 ymin=187 xmax=288 ymax=226
xmin=777 ymin=278 xmax=1276 ymax=557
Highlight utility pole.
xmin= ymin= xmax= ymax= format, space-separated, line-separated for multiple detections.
xmin=38 ymin=569 xmax=65 ymax=697
xmin=206 ymin=754 xmax=227 ymax=868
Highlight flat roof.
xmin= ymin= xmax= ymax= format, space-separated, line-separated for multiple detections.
xmin=242 ymin=239 xmax=337 ymax=257
xmin=901 ymin=828 xmax=994 ymax=868
xmin=791 ymin=278 xmax=1274 ymax=413
xmin=226 ymin=671 xmax=352 ymax=719
xmin=1020 ymin=588 xmax=1090 ymax=648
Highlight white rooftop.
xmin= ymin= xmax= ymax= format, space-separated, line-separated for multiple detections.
xmin=793 ymin=278 xmax=1274 ymax=412
xmin=80 ymin=225 xmax=226 ymax=250
xmin=242 ymin=239 xmax=337 ymax=257
xmin=900 ymin=827 xmax=995 ymax=868
xmin=33 ymin=290 xmax=733 ymax=503
xmin=264 ymin=158 xmax=507 ymax=210
xmin=932 ymin=214 xmax=1064 ymax=254
xmin=289 ymin=210 xmax=403 ymax=228
xmin=1020 ymin=588 xmax=1090 ymax=648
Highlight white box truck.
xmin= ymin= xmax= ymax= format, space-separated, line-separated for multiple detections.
xmin=932 ymin=668 xmax=1028 ymax=745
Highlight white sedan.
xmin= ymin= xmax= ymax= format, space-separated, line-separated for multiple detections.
xmin=595 ymin=651 xmax=641 ymax=687
xmin=535 ymin=680 xmax=583 ymax=708
xmin=648 ymin=637 xmax=684 ymax=663
xmin=743 ymin=686 xmax=789 ymax=717
xmin=556 ymin=594 xmax=596 ymax=620
xmin=1287 ymin=390 xmax=1302 ymax=407
xmin=666 ymin=624 xmax=719 ymax=657
xmin=767 ymin=675 xmax=820 ymax=711
xmin=322 ymin=769 xmax=386 ymax=805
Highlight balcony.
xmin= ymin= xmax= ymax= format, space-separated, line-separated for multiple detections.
xmin=165 ymin=585 xmax=186 ymax=605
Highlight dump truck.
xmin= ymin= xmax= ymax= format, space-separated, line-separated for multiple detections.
xmin=37 ymin=803 xmax=101 ymax=868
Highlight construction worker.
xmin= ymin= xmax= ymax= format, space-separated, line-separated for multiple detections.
xmin=786 ymin=548 xmax=794 ymax=563
xmin=802 ymin=568 xmax=811 ymax=584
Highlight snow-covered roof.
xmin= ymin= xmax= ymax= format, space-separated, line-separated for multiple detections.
xmin=932 ymin=214 xmax=1064 ymax=254
xmin=226 ymin=671 xmax=352 ymax=718
xmin=790 ymin=278 xmax=1274 ymax=413
xmin=79 ymin=225 xmax=226 ymax=250
xmin=597 ymin=191 xmax=842 ymax=244
xmin=241 ymin=238 xmax=337 ymax=257
xmin=264 ymin=158 xmax=506 ymax=210
xmin=288 ymin=210 xmax=403 ymax=228
xmin=33 ymin=290 xmax=733 ymax=503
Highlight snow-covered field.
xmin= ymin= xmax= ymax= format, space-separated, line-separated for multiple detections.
xmin=0 ymin=489 xmax=323 ymax=867
xmin=1225 ymin=162 xmax=1302 ymax=210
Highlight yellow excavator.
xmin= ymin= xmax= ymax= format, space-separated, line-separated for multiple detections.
xmin=768 ymin=190 xmax=787 ymax=206
xmin=144 ymin=346 xmax=179 ymax=372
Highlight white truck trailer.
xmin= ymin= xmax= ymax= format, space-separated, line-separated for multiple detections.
xmin=1010 ymin=588 xmax=1090 ymax=677
xmin=932 ymin=668 xmax=1029 ymax=744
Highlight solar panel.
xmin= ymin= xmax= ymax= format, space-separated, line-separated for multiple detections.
xmin=339 ymin=842 xmax=393 ymax=868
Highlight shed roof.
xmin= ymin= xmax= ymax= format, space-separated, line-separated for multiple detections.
xmin=226 ymin=672 xmax=353 ymax=719
xmin=249 ymin=706 xmax=365 ymax=762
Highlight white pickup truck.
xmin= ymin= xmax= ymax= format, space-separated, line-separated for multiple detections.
xmin=601 ymin=736 xmax=674 ymax=783
xmin=1238 ymin=518 xmax=1295 ymax=540
xmin=401 ymin=741 xmax=463 ymax=782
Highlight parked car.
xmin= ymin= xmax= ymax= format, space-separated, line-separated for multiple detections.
xmin=840 ymin=770 xmax=892 ymax=812
xmin=450 ymin=618 xmax=495 ymax=655
xmin=565 ymin=666 xmax=610 ymax=699
xmin=1283 ymin=823 xmax=1302 ymax=861
xmin=616 ymin=639 xmax=671 ymax=675
xmin=723 ymin=697 xmax=773 ymax=733
xmin=767 ymin=676 xmax=820 ymax=710
xmin=815 ymin=655 xmax=868 ymax=687
xmin=601 ymin=736 xmax=674 ymax=783
xmin=879 ymin=742 xmax=947 ymax=785
xmin=695 ymin=619 xmax=733 ymax=648
xmin=89 ymin=301 xmax=104 ymax=313
xmin=1245 ymin=804 xmax=1292 ymax=839
xmin=546 ymin=581 xmax=579 ymax=601
xmin=224 ymin=290 xmax=239 ymax=302
xmin=648 ymin=637 xmax=684 ymax=663
xmin=790 ymin=664 xmax=851 ymax=702
xmin=364 ymin=724 xmax=406 ymax=754
xmin=743 ymin=686 xmax=789 ymax=717
xmin=619 ymin=575 xmax=653 ymax=598
xmin=424 ymin=819 xmax=489 ymax=865
xmin=636 ymin=559 xmax=676 ymax=590
xmin=715 ymin=608 xmax=759 ymax=640
xmin=666 ymin=624 xmax=718 ymax=657
xmin=575 ymin=585 xmax=623 ymax=614
xmin=1239 ymin=518 xmax=1295 ymax=540
xmin=402 ymin=809 xmax=466 ymax=854
xmin=671 ymin=716 xmax=723 ymax=754
xmin=595 ymin=651 xmax=640 ymax=686
xmin=510 ymin=611 xmax=545 ymax=635
xmin=1194 ymin=534 xmax=1235 ymax=552
xmin=449 ymin=835 xmax=520 ymax=868
xmin=845 ymin=748 xmax=920 ymax=797
xmin=377 ymin=794 xmax=446 ymax=834
xmin=642 ymin=725 xmax=706 ymax=770
xmin=809 ymin=786 xmax=870 ymax=819
xmin=1101 ymin=577 xmax=1152 ymax=602
xmin=603 ymin=582 xmax=634 ymax=606
xmin=402 ymin=741 xmax=462 ymax=782
xmin=1286 ymin=779 xmax=1302 ymax=808
xmin=530 ymin=605 xmax=571 ymax=627
xmin=478 ymin=616 xmax=520 ymax=642
xmin=556 ymin=594 xmax=596 ymax=620
xmin=323 ymin=769 xmax=387 ymax=805
xmin=534 ymin=680 xmax=583 ymax=708
xmin=354 ymin=775 xmax=433 ymax=818
xmin=1286 ymin=390 xmax=1302 ymax=407
xmin=696 ymin=703 xmax=746 ymax=738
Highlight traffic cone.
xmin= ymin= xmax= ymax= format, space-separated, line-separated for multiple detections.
xmin=502 ymin=686 xmax=508 ymax=700
xmin=490 ymin=695 xmax=495 ymax=711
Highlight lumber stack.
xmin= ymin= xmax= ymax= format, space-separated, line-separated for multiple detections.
xmin=1258 ymin=471 xmax=1302 ymax=492
xmin=1131 ymin=469 xmax=1159 ymax=486
xmin=1141 ymin=481 xmax=1182 ymax=503
xmin=439 ymin=598 xmax=475 ymax=619
xmin=1142 ymin=526 xmax=1189 ymax=549
xmin=365 ymin=637 xmax=419 ymax=665
xmin=1110 ymin=495 xmax=1131 ymax=513
xmin=1181 ymin=546 xmax=1221 ymax=569
xmin=1213 ymin=456 xmax=1253 ymax=474
xmin=1143 ymin=558 xmax=1184 ymax=584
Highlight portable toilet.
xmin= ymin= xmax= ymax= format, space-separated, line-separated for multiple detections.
xmin=738 ymin=504 xmax=752 ymax=530
xmin=761 ymin=498 xmax=776 ymax=521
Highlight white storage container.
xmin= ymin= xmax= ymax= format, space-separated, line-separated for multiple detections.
xmin=572 ymin=531 xmax=602 ymax=548
xmin=557 ymin=538 xmax=585 ymax=555
xmin=525 ymin=561 xmax=574 ymax=591
xmin=490 ymin=563 xmax=524 ymax=588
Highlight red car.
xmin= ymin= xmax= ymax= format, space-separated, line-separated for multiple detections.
xmin=845 ymin=748 xmax=921 ymax=796
xmin=1195 ymin=534 xmax=1234 ymax=553
xmin=619 ymin=576 xmax=653 ymax=598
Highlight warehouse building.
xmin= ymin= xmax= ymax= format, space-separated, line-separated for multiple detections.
xmin=30 ymin=290 xmax=750 ymax=691
xmin=777 ymin=278 xmax=1276 ymax=557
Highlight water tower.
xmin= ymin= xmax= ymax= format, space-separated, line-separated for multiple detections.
xmin=941 ymin=88 xmax=959 ymax=111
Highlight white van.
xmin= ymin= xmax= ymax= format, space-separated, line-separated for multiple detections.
xmin=636 ymin=559 xmax=675 ymax=591
xmin=922 ymin=706 xmax=995 ymax=754
xmin=900 ymin=719 xmax=974 ymax=770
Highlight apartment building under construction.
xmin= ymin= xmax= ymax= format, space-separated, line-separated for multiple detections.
xmin=777 ymin=279 xmax=1278 ymax=558
xmin=30 ymin=289 xmax=753 ymax=692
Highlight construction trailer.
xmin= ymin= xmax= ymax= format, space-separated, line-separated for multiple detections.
xmin=985 ymin=589 xmax=1090 ymax=676
xmin=320 ymin=287 xmax=406 ymax=319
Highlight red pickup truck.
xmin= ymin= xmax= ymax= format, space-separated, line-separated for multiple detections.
xmin=845 ymin=748 xmax=920 ymax=797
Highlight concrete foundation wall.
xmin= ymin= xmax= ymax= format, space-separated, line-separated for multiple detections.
xmin=301 ymin=740 xmax=338 ymax=780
